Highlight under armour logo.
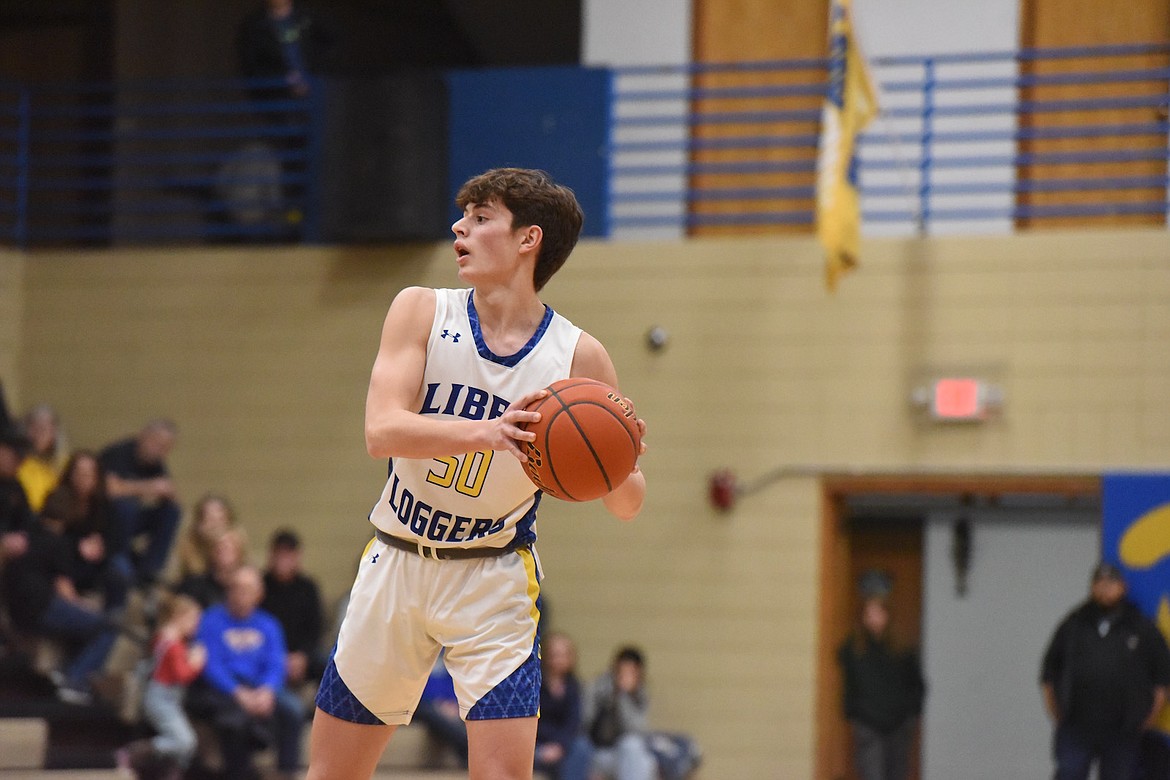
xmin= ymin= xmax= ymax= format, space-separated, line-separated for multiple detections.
xmin=440 ymin=329 xmax=461 ymax=343
xmin=371 ymin=553 xmax=380 ymax=564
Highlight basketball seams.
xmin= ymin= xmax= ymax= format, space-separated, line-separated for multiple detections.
xmin=520 ymin=378 xmax=640 ymax=502
xmin=546 ymin=404 xmax=609 ymax=501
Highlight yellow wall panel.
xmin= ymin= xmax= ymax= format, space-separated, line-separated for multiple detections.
xmin=11 ymin=227 xmax=1170 ymax=778
xmin=0 ymin=250 xmax=23 ymax=404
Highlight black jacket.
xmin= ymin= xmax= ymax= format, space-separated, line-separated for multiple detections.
xmin=839 ymin=634 xmax=926 ymax=733
xmin=1041 ymin=599 xmax=1170 ymax=740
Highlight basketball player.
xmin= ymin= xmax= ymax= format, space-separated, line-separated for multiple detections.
xmin=307 ymin=168 xmax=647 ymax=780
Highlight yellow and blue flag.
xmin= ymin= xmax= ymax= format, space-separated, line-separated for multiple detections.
xmin=815 ymin=0 xmax=878 ymax=292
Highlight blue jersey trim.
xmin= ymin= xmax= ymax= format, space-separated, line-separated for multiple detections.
xmin=467 ymin=290 xmax=554 ymax=368
xmin=510 ymin=491 xmax=541 ymax=549
xmin=316 ymin=651 xmax=385 ymax=726
xmin=466 ymin=638 xmax=541 ymax=720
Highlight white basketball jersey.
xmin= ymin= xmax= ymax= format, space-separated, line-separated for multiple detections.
xmin=368 ymin=288 xmax=582 ymax=550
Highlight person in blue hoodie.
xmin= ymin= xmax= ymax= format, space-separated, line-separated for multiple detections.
xmin=186 ymin=564 xmax=303 ymax=780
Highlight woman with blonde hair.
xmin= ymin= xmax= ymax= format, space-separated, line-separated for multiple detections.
xmin=17 ymin=403 xmax=68 ymax=512
xmin=175 ymin=525 xmax=250 ymax=608
xmin=175 ymin=493 xmax=238 ymax=580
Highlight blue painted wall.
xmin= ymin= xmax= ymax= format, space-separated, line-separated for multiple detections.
xmin=446 ymin=66 xmax=612 ymax=237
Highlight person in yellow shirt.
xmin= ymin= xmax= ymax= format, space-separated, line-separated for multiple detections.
xmin=16 ymin=404 xmax=67 ymax=512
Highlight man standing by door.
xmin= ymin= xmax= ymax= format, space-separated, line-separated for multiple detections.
xmin=1040 ymin=562 xmax=1170 ymax=780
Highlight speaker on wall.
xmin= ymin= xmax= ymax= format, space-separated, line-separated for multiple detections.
xmin=319 ymin=72 xmax=449 ymax=242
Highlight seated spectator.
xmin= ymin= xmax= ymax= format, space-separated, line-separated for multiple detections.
xmin=16 ymin=403 xmax=66 ymax=513
xmin=1 ymin=430 xmax=35 ymax=565
xmin=2 ymin=491 xmax=120 ymax=705
xmin=261 ymin=528 xmax=326 ymax=690
xmin=47 ymin=451 xmax=131 ymax=612
xmin=412 ymin=653 xmax=469 ymax=768
xmin=117 ymin=593 xmax=206 ymax=777
xmin=584 ymin=645 xmax=657 ymax=780
xmin=175 ymin=494 xmax=238 ymax=581
xmin=535 ymin=632 xmax=592 ymax=780
xmin=99 ymin=419 xmax=181 ymax=588
xmin=176 ymin=526 xmax=250 ymax=609
xmin=187 ymin=565 xmax=302 ymax=780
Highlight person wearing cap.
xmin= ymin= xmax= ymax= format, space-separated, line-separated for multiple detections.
xmin=1040 ymin=562 xmax=1170 ymax=780
xmin=838 ymin=589 xmax=926 ymax=780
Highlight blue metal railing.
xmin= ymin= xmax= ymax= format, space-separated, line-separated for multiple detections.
xmin=1 ymin=43 xmax=1168 ymax=246
xmin=0 ymin=76 xmax=320 ymax=246
xmin=610 ymin=42 xmax=1170 ymax=235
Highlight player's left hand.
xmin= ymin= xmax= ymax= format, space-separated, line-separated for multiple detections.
xmin=491 ymin=387 xmax=550 ymax=462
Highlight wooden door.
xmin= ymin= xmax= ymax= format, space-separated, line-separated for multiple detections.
xmin=1017 ymin=0 xmax=1170 ymax=228
xmin=817 ymin=509 xmax=924 ymax=780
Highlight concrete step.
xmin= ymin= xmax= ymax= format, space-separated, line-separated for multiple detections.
xmin=0 ymin=718 xmax=48 ymax=770
xmin=0 ymin=772 xmax=127 ymax=780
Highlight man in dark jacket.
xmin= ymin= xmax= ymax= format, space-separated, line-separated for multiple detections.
xmin=1041 ymin=562 xmax=1170 ymax=780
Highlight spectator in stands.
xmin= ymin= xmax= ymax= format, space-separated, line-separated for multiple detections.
xmin=535 ymin=632 xmax=592 ymax=780
xmin=99 ymin=419 xmax=181 ymax=589
xmin=0 ymin=430 xmax=35 ymax=565
xmin=236 ymin=0 xmax=335 ymax=100
xmin=117 ymin=593 xmax=206 ymax=777
xmin=838 ymin=594 xmax=926 ymax=780
xmin=187 ymin=564 xmax=303 ymax=780
xmin=584 ymin=645 xmax=658 ymax=780
xmin=2 ymin=490 xmax=120 ymax=705
xmin=412 ymin=653 xmax=469 ymax=768
xmin=261 ymin=528 xmax=326 ymax=689
xmin=176 ymin=526 xmax=250 ymax=609
xmin=176 ymin=493 xmax=238 ymax=580
xmin=16 ymin=403 xmax=66 ymax=512
xmin=46 ymin=450 xmax=131 ymax=612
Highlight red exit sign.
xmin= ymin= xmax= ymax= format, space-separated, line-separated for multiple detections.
xmin=930 ymin=377 xmax=994 ymax=421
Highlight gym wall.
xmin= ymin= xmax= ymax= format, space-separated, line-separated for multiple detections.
xmin=5 ymin=228 xmax=1170 ymax=777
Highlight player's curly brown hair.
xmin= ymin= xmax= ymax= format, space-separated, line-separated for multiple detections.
xmin=455 ymin=168 xmax=584 ymax=291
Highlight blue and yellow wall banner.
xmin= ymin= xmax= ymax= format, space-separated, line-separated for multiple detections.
xmin=1103 ymin=473 xmax=1170 ymax=733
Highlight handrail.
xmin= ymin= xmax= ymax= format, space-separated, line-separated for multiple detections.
xmin=611 ymin=43 xmax=1170 ymax=237
xmin=2 ymin=44 xmax=1168 ymax=247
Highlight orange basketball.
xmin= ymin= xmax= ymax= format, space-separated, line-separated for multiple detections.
xmin=520 ymin=378 xmax=641 ymax=502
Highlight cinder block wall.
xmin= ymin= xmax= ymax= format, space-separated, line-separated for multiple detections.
xmin=7 ymin=228 xmax=1170 ymax=778
xmin=0 ymin=250 xmax=23 ymax=402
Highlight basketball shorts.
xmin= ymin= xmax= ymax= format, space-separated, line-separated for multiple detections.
xmin=318 ymin=535 xmax=542 ymax=726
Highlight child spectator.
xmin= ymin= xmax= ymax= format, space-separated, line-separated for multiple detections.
xmin=261 ymin=528 xmax=325 ymax=689
xmin=117 ymin=594 xmax=206 ymax=777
